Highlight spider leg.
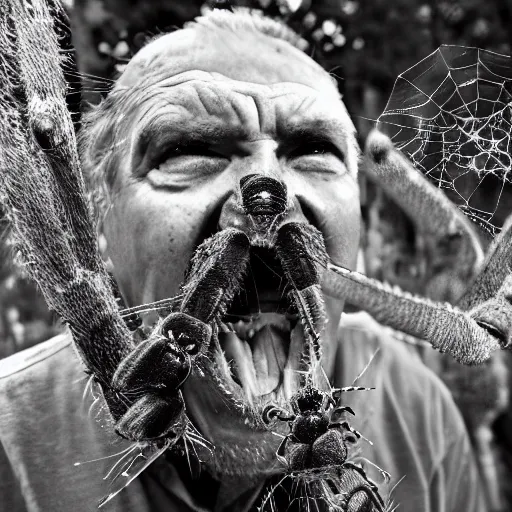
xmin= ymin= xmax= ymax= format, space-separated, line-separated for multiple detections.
xmin=276 ymin=435 xmax=290 ymax=466
xmin=261 ymin=404 xmax=296 ymax=425
xmin=325 ymin=263 xmax=503 ymax=365
xmin=328 ymin=421 xmax=359 ymax=444
xmin=278 ymin=413 xmax=296 ymax=422
xmin=325 ymin=212 xmax=512 ymax=364
xmin=0 ymin=1 xmax=134 ymax=382
xmin=331 ymin=387 xmax=375 ymax=405
xmin=324 ymin=131 xmax=512 ymax=365
xmin=275 ymin=222 xmax=329 ymax=360
xmin=179 ymin=229 xmax=251 ymax=324
xmin=340 ymin=421 xmax=361 ymax=439
xmin=458 ymin=199 xmax=512 ymax=310
xmin=457 ymin=214 xmax=512 ymax=346
xmin=339 ymin=462 xmax=386 ymax=512
xmin=331 ymin=406 xmax=356 ymax=417
xmin=335 ymin=386 xmax=375 ymax=393
xmin=350 ymin=456 xmax=391 ymax=483
xmin=363 ymin=129 xmax=484 ymax=272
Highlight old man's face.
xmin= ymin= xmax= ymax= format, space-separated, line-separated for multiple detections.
xmin=101 ymin=19 xmax=361 ymax=477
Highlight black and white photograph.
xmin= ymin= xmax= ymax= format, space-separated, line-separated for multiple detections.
xmin=0 ymin=1 xmax=511 ymax=510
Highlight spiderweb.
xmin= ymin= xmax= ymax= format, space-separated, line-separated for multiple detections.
xmin=378 ymin=45 xmax=512 ymax=236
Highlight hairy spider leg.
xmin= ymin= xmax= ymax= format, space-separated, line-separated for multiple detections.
xmin=349 ymin=462 xmax=387 ymax=511
xmin=350 ymin=455 xmax=392 ymax=483
xmin=276 ymin=435 xmax=292 ymax=467
xmin=334 ymin=386 xmax=375 ymax=393
xmin=330 ymin=406 xmax=356 ymax=418
xmin=331 ymin=421 xmax=362 ymax=441
xmin=328 ymin=386 xmax=375 ymax=411
xmin=331 ymin=386 xmax=375 ymax=407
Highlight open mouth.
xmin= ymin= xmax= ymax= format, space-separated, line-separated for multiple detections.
xmin=213 ymin=246 xmax=311 ymax=408
xmin=177 ymin=222 xmax=329 ymax=440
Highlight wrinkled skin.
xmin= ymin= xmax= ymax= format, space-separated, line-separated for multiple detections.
xmin=100 ymin=22 xmax=361 ymax=480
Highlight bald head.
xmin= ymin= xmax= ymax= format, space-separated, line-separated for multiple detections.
xmin=118 ymin=10 xmax=337 ymax=94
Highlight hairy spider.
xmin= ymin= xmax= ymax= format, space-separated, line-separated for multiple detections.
xmin=261 ymin=385 xmax=386 ymax=512
xmin=262 ymin=385 xmax=361 ymax=470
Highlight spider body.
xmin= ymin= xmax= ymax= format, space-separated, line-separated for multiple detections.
xmin=240 ymin=174 xmax=287 ymax=216
xmin=264 ymin=385 xmax=363 ymax=472
xmin=291 ymin=410 xmax=330 ymax=445
xmin=288 ymin=386 xmax=331 ymax=447
xmin=262 ymin=385 xmax=386 ymax=511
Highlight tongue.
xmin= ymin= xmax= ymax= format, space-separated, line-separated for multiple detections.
xmin=251 ymin=325 xmax=287 ymax=395
xmin=222 ymin=332 xmax=258 ymax=399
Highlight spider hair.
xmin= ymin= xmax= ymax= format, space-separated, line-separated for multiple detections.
xmin=79 ymin=8 xmax=332 ymax=224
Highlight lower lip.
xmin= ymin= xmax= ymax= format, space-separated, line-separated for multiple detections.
xmin=182 ymin=368 xmax=266 ymax=443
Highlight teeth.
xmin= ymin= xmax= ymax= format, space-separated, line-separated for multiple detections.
xmin=219 ymin=313 xmax=302 ymax=403
xmin=231 ymin=313 xmax=292 ymax=341
xmin=222 ymin=331 xmax=258 ymax=403
xmin=250 ymin=313 xmax=291 ymax=333
xmin=235 ymin=320 xmax=245 ymax=337
xmin=252 ymin=325 xmax=284 ymax=395
xmin=283 ymin=323 xmax=304 ymax=401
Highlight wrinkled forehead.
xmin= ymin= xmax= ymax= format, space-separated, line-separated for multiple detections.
xmin=107 ymin=24 xmax=358 ymax=171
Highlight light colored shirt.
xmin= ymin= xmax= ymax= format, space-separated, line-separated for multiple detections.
xmin=0 ymin=312 xmax=486 ymax=511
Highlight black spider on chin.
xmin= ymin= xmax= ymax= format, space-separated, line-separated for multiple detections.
xmin=262 ymin=385 xmax=388 ymax=512
xmin=263 ymin=385 xmax=363 ymax=470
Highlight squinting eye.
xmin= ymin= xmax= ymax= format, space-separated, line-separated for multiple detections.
xmin=288 ymin=141 xmax=344 ymax=162
xmin=154 ymin=142 xmax=223 ymax=167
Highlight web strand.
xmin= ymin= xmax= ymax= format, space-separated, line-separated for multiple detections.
xmin=378 ymin=45 xmax=512 ymax=236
